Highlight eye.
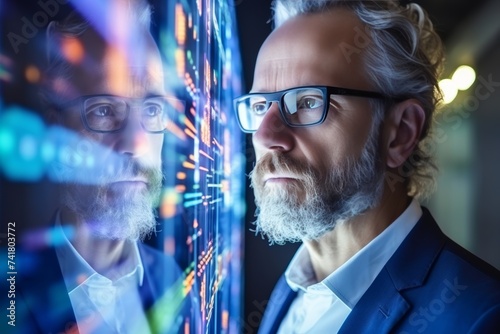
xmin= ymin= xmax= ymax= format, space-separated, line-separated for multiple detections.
xmin=143 ymin=104 xmax=163 ymax=117
xmin=251 ymin=102 xmax=269 ymax=115
xmin=88 ymin=104 xmax=115 ymax=117
xmin=297 ymin=96 xmax=324 ymax=110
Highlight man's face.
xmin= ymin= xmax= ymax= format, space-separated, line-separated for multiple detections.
xmin=54 ymin=26 xmax=165 ymax=240
xmin=250 ymin=9 xmax=386 ymax=244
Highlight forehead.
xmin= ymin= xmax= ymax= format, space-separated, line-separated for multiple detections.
xmin=252 ymin=9 xmax=372 ymax=93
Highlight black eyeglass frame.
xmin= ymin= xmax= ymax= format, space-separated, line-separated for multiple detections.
xmin=55 ymin=94 xmax=184 ymax=134
xmin=233 ymin=85 xmax=391 ymax=133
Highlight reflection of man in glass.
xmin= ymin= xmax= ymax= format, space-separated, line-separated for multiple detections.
xmin=14 ymin=0 xmax=187 ymax=333
xmin=49 ymin=8 xmax=166 ymax=248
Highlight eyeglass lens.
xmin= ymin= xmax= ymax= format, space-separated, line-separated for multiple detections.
xmin=83 ymin=96 xmax=170 ymax=132
xmin=236 ymin=87 xmax=326 ymax=131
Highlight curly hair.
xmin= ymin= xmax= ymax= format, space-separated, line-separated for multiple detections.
xmin=272 ymin=0 xmax=445 ymax=199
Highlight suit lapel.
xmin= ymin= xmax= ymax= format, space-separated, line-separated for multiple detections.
xmin=258 ymin=275 xmax=298 ymax=334
xmin=339 ymin=268 xmax=410 ymax=334
xmin=339 ymin=208 xmax=446 ymax=333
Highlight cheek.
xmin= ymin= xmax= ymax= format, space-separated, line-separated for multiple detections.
xmin=148 ymin=135 xmax=164 ymax=165
xmin=322 ymin=107 xmax=373 ymax=156
xmin=300 ymin=125 xmax=370 ymax=173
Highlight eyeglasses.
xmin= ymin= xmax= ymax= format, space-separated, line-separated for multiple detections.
xmin=233 ymin=85 xmax=388 ymax=133
xmin=59 ymin=95 xmax=184 ymax=133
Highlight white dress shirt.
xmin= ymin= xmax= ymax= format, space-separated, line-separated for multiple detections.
xmin=55 ymin=215 xmax=151 ymax=334
xmin=278 ymin=199 xmax=422 ymax=334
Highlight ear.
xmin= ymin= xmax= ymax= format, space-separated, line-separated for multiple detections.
xmin=383 ymin=99 xmax=426 ymax=168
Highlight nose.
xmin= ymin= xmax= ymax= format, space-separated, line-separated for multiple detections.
xmin=115 ymin=111 xmax=149 ymax=157
xmin=252 ymin=102 xmax=294 ymax=153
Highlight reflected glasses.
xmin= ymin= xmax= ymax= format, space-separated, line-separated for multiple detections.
xmin=60 ymin=95 xmax=184 ymax=133
xmin=233 ymin=85 xmax=388 ymax=133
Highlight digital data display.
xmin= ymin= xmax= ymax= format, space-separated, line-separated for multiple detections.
xmin=0 ymin=0 xmax=245 ymax=333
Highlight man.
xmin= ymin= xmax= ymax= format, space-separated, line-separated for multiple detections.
xmin=4 ymin=1 xmax=188 ymax=333
xmin=234 ymin=0 xmax=500 ymax=333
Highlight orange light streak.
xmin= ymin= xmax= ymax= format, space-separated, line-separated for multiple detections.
xmin=222 ymin=310 xmax=229 ymax=330
xmin=184 ymin=128 xmax=196 ymax=140
xmin=184 ymin=117 xmax=197 ymax=134
xmin=175 ymin=185 xmax=186 ymax=193
xmin=175 ymin=4 xmax=187 ymax=45
xmin=182 ymin=161 xmax=196 ymax=169
xmin=199 ymin=149 xmax=214 ymax=161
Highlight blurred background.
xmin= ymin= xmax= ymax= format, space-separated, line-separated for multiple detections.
xmin=235 ymin=0 xmax=500 ymax=332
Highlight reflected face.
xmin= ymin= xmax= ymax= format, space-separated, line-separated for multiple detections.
xmin=54 ymin=25 xmax=165 ymax=240
xmin=250 ymin=10 xmax=385 ymax=243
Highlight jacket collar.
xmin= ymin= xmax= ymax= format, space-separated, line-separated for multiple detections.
xmin=339 ymin=207 xmax=446 ymax=333
xmin=258 ymin=208 xmax=446 ymax=334
xmin=258 ymin=275 xmax=298 ymax=334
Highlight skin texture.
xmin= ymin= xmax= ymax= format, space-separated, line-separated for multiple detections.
xmin=251 ymin=9 xmax=426 ymax=281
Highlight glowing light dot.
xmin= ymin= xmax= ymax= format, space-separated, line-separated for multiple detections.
xmin=452 ymin=65 xmax=476 ymax=91
xmin=0 ymin=128 xmax=14 ymax=156
xmin=19 ymin=135 xmax=37 ymax=159
xmin=41 ymin=141 xmax=55 ymax=162
xmin=160 ymin=190 xmax=179 ymax=218
xmin=439 ymin=79 xmax=458 ymax=105
xmin=25 ymin=65 xmax=41 ymax=83
xmin=61 ymin=37 xmax=84 ymax=64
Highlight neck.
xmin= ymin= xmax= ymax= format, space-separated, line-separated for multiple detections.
xmin=304 ymin=186 xmax=412 ymax=282
xmin=60 ymin=207 xmax=127 ymax=275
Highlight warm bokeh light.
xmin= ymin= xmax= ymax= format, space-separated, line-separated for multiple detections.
xmin=439 ymin=78 xmax=458 ymax=104
xmin=61 ymin=37 xmax=85 ymax=64
xmin=25 ymin=65 xmax=41 ymax=83
xmin=452 ymin=65 xmax=476 ymax=91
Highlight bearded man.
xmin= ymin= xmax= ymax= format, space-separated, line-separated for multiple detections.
xmin=234 ymin=0 xmax=500 ymax=333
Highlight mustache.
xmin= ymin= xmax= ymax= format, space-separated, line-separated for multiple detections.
xmin=250 ymin=152 xmax=317 ymax=184
xmin=102 ymin=157 xmax=163 ymax=186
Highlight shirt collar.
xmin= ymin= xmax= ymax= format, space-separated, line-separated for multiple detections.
xmin=54 ymin=211 xmax=145 ymax=292
xmin=285 ymin=198 xmax=422 ymax=308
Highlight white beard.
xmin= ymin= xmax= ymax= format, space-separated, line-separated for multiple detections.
xmin=61 ymin=159 xmax=162 ymax=241
xmin=250 ymin=128 xmax=385 ymax=245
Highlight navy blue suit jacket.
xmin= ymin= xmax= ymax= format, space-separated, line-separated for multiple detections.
xmin=1 ymin=242 xmax=189 ymax=334
xmin=258 ymin=208 xmax=500 ymax=334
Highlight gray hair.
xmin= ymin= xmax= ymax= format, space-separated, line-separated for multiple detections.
xmin=42 ymin=0 xmax=153 ymax=104
xmin=272 ymin=0 xmax=444 ymax=199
